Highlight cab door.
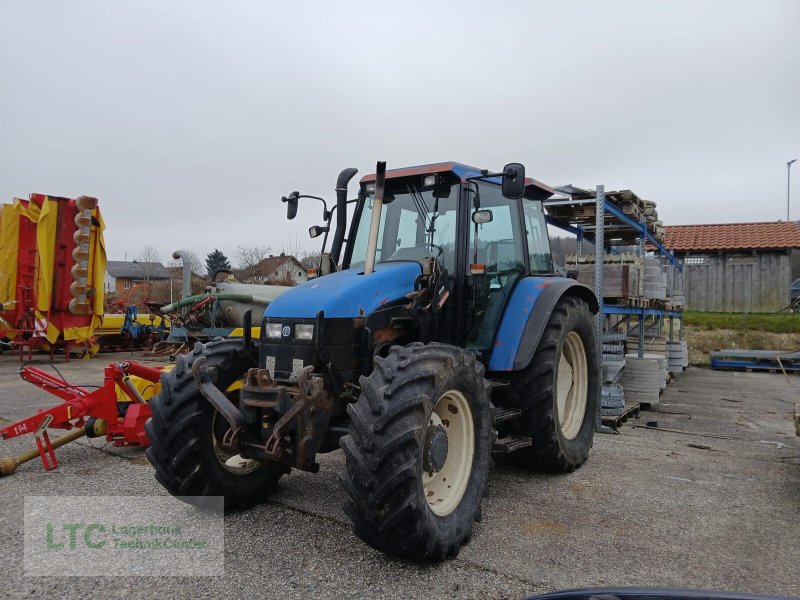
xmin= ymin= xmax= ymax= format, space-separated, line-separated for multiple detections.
xmin=463 ymin=183 xmax=528 ymax=355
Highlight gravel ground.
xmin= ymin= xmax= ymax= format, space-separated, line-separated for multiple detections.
xmin=0 ymin=353 xmax=798 ymax=599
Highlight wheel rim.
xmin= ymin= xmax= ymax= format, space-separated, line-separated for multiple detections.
xmin=422 ymin=389 xmax=474 ymax=517
xmin=211 ymin=411 xmax=262 ymax=475
xmin=556 ymin=331 xmax=588 ymax=440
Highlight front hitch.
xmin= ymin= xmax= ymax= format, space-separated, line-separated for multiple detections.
xmin=239 ymin=365 xmax=335 ymax=472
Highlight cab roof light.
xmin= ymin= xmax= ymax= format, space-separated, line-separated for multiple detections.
xmin=422 ymin=174 xmax=439 ymax=187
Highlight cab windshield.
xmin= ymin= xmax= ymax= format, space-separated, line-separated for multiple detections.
xmin=348 ymin=184 xmax=459 ymax=272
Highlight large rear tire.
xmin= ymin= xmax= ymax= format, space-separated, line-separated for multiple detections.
xmin=145 ymin=340 xmax=289 ymax=509
xmin=340 ymin=343 xmax=493 ymax=561
xmin=511 ymin=295 xmax=598 ymax=472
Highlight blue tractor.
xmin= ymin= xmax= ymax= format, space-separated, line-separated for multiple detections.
xmin=145 ymin=161 xmax=599 ymax=560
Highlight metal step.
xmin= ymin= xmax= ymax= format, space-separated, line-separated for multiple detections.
xmin=494 ymin=435 xmax=532 ymax=454
xmin=492 ymin=407 xmax=521 ymax=425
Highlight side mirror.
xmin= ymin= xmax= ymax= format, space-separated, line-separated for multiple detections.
xmin=282 ymin=191 xmax=299 ymax=220
xmin=472 ymin=209 xmax=493 ymax=224
xmin=309 ymin=225 xmax=328 ymax=239
xmin=501 ymin=163 xmax=525 ymax=199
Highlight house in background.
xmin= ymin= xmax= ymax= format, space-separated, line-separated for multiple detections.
xmin=105 ymin=260 xmax=172 ymax=295
xmin=664 ymin=221 xmax=800 ymax=313
xmin=235 ymin=253 xmax=307 ymax=285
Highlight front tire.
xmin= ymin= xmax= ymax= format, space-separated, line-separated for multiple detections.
xmin=511 ymin=295 xmax=598 ymax=472
xmin=145 ymin=340 xmax=288 ymax=509
xmin=340 ymin=343 xmax=493 ymax=561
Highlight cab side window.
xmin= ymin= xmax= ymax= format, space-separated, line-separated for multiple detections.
xmin=523 ymin=201 xmax=553 ymax=274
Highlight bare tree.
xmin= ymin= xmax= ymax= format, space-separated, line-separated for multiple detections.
xmin=136 ymin=245 xmax=159 ymax=263
xmin=236 ymin=245 xmax=272 ymax=283
xmin=298 ymin=250 xmax=322 ymax=270
xmin=280 ymin=237 xmax=303 ymax=260
xmin=185 ymin=251 xmax=204 ymax=276
xmin=135 ymin=245 xmax=161 ymax=282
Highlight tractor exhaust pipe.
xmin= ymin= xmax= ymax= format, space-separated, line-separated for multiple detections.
xmin=172 ymin=250 xmax=192 ymax=301
xmin=0 ymin=428 xmax=86 ymax=477
xmin=363 ymin=162 xmax=386 ymax=275
xmin=330 ymin=167 xmax=359 ymax=266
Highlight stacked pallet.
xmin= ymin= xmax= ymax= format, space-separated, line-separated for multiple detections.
xmin=669 ymin=290 xmax=686 ymax=308
xmin=546 ymin=189 xmax=663 ymax=244
xmin=602 ymin=384 xmax=625 ymax=416
xmin=568 ymin=253 xmax=686 ymax=309
xmin=601 ymin=332 xmax=626 ymax=416
xmin=641 ymin=199 xmax=661 ymax=239
xmin=625 ymin=336 xmax=667 ymax=355
xmin=665 ymin=262 xmax=685 ymax=307
xmin=602 ymin=332 xmax=626 ymax=383
xmin=566 ymin=253 xmax=639 ymax=264
xmin=653 ymin=353 xmax=669 ymax=390
xmin=574 ymin=263 xmax=639 ymax=302
xmin=710 ymin=349 xmax=800 ymax=372
xmin=567 ymin=254 xmax=641 ymax=303
xmin=619 ymin=354 xmax=661 ymax=405
xmin=667 ymin=341 xmax=688 ymax=372
xmin=643 ymin=257 xmax=667 ymax=300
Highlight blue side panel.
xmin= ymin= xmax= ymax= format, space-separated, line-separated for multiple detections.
xmin=488 ymin=276 xmax=574 ymax=372
xmin=264 ymin=262 xmax=422 ymax=319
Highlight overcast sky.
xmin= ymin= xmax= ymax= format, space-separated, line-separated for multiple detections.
xmin=1 ymin=1 xmax=798 ymax=266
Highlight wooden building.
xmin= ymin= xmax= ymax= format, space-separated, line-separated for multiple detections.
xmin=664 ymin=221 xmax=800 ymax=313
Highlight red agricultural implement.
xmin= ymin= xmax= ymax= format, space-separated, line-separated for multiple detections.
xmin=0 ymin=360 xmax=164 ymax=476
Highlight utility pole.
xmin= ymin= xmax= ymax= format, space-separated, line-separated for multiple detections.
xmin=788 ymin=159 xmax=797 ymax=221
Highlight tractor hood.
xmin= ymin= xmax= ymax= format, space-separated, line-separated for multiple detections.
xmin=264 ymin=262 xmax=422 ymax=319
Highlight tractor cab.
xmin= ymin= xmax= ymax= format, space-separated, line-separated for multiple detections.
xmin=270 ymin=162 xmax=557 ymax=371
xmin=346 ymin=162 xmax=555 ymax=354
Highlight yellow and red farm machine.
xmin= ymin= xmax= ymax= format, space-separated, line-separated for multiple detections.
xmin=0 ymin=194 xmax=106 ymax=359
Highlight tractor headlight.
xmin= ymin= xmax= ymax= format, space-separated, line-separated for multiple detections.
xmin=294 ymin=324 xmax=314 ymax=341
xmin=265 ymin=323 xmax=283 ymax=339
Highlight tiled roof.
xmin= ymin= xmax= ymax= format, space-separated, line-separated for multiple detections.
xmin=254 ymin=255 xmax=292 ymax=272
xmin=234 ymin=254 xmax=301 ymax=280
xmin=106 ymin=260 xmax=171 ymax=279
xmin=664 ymin=221 xmax=800 ymax=252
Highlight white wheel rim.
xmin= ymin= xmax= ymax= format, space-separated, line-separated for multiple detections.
xmin=422 ymin=390 xmax=474 ymax=517
xmin=556 ymin=331 xmax=588 ymax=440
xmin=211 ymin=411 xmax=262 ymax=475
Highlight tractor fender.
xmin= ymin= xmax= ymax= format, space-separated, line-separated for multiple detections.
xmin=488 ymin=277 xmax=598 ymax=372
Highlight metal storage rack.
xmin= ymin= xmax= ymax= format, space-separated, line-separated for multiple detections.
xmin=542 ymin=185 xmax=684 ymax=429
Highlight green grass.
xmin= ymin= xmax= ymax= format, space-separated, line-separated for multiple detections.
xmin=683 ymin=311 xmax=800 ymax=333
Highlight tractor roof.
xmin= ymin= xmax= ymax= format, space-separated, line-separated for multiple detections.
xmin=359 ymin=162 xmax=554 ymax=200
